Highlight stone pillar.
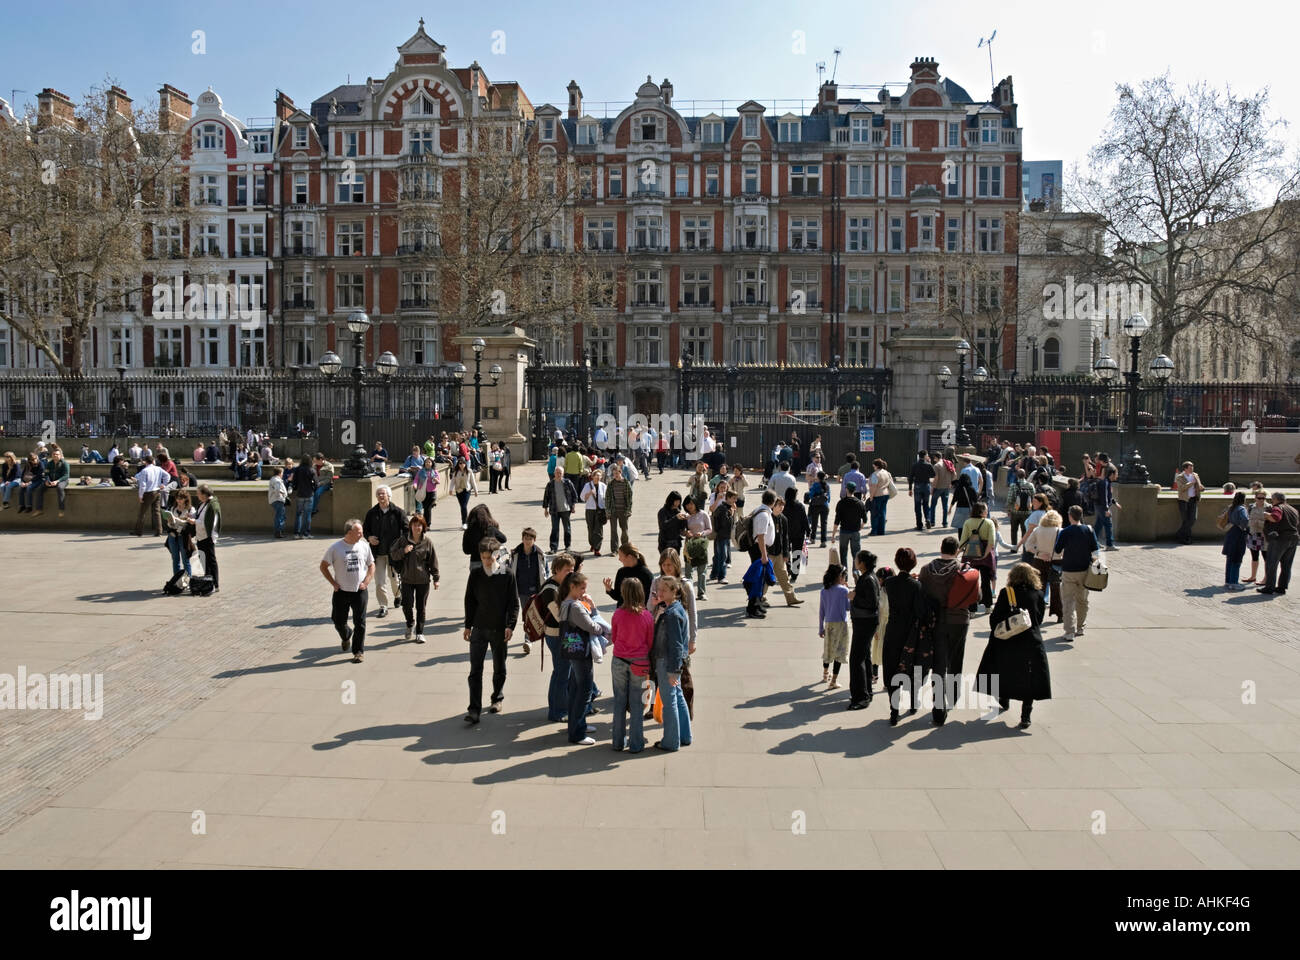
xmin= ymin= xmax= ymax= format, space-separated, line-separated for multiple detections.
xmin=882 ymin=329 xmax=967 ymax=428
xmin=451 ymin=326 xmax=536 ymax=463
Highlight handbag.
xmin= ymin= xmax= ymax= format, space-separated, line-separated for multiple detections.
xmin=1084 ymin=558 xmax=1109 ymax=591
xmin=413 ymin=483 xmax=426 ymax=503
xmin=885 ymin=474 xmax=899 ymax=499
xmin=1214 ymin=509 xmax=1229 ymax=532
xmin=993 ymin=586 xmax=1033 ymax=639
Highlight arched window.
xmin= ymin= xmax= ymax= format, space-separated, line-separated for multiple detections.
xmin=1042 ymin=337 xmax=1061 ymax=371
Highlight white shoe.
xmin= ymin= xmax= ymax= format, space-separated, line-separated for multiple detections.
xmin=461 ymin=523 xmax=468 ymax=530
xmin=414 ymin=634 xmax=426 ymax=644
xmin=578 ymin=737 xmax=596 ymax=745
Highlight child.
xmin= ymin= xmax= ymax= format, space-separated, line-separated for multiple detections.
xmin=267 ymin=467 xmax=288 ymax=538
xmin=819 ymin=564 xmax=851 ymax=689
xmin=609 ymin=579 xmax=654 ymax=753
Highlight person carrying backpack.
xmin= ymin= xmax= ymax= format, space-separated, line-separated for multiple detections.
xmin=804 ymin=471 xmax=831 ymax=546
xmin=918 ymin=536 xmax=977 ymax=726
xmin=1007 ymin=468 xmax=1036 ymax=546
xmin=956 ymin=501 xmax=998 ymax=612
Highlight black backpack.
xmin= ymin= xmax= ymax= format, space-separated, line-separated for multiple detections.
xmin=162 ymin=573 xmax=187 ymax=596
xmin=190 ymin=575 xmax=216 ymax=597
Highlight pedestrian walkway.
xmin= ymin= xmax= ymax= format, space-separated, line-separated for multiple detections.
xmin=1 ymin=463 xmax=1299 ymax=868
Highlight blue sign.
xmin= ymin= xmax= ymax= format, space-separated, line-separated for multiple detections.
xmin=859 ymin=427 xmax=875 ymax=453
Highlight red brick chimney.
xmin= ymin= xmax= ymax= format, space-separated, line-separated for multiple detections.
xmin=36 ymin=88 xmax=76 ymax=129
xmin=106 ymin=85 xmax=133 ymax=120
xmin=566 ymin=81 xmax=582 ymax=119
xmin=909 ymin=56 xmax=940 ymax=82
xmin=158 ymin=85 xmax=192 ymax=132
xmin=275 ymin=90 xmax=296 ymax=122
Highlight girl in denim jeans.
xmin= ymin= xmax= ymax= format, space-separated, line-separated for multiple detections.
xmin=609 ymin=579 xmax=653 ymax=753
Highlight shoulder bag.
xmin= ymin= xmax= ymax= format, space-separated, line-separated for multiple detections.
xmin=1084 ymin=558 xmax=1109 ymax=591
xmin=993 ymin=586 xmax=1033 ymax=639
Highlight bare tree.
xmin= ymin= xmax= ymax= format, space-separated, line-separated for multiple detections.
xmin=0 ymin=83 xmax=183 ymax=386
xmin=914 ymin=245 xmax=1024 ymax=374
xmin=1065 ymin=74 xmax=1300 ymax=359
xmin=415 ymin=114 xmax=614 ymax=339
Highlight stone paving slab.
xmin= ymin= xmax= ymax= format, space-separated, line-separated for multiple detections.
xmin=2 ymin=462 xmax=1300 ymax=868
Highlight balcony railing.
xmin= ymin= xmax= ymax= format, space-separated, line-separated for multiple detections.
xmin=191 ymin=196 xmax=223 ymax=207
xmin=683 ymin=242 xmax=712 ymax=251
xmin=787 ymin=186 xmax=821 ymax=197
xmin=677 ymin=300 xmax=715 ymax=309
xmin=631 ymin=298 xmax=665 ymax=308
xmin=285 ymin=297 xmax=315 ymax=310
xmin=730 ymin=298 xmax=770 ymax=308
xmin=631 ymin=186 xmax=665 ymax=198
xmin=734 ymin=193 xmax=769 ymax=204
xmin=397 ymin=243 xmax=440 ymax=256
xmin=785 ymin=298 xmax=822 ymax=310
xmin=191 ymin=246 xmax=223 ymax=258
xmin=788 ymin=239 xmax=820 ymax=251
xmin=401 ymin=152 xmax=433 ymax=164
xmin=399 ymin=297 xmax=438 ymax=309
xmin=631 ymin=243 xmax=669 ymax=253
xmin=284 ymin=244 xmax=316 ymax=257
xmin=398 ymin=187 xmax=441 ymax=202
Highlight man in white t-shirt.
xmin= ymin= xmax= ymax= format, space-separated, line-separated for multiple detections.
xmin=746 ymin=490 xmax=777 ymax=619
xmin=132 ymin=454 xmax=170 ymax=536
xmin=321 ymin=518 xmax=376 ymax=663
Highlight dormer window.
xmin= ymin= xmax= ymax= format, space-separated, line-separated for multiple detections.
xmin=250 ymin=131 xmax=271 ymax=154
xmin=637 ymin=113 xmax=663 ymax=142
xmin=541 ymin=117 xmax=556 ymax=141
xmin=578 ymin=123 xmax=598 ymax=145
xmin=293 ymin=125 xmax=308 ymax=149
xmin=980 ymin=116 xmax=999 ymax=144
xmin=197 ymin=123 xmax=223 ymax=151
xmin=778 ymin=120 xmax=800 ymax=143
xmin=850 ymin=115 xmax=870 ymax=143
xmin=742 ymin=114 xmax=759 ymax=139
xmin=701 ymin=120 xmax=723 ymax=143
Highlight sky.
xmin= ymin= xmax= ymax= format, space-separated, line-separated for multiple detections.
xmin=2 ymin=0 xmax=1298 ymax=175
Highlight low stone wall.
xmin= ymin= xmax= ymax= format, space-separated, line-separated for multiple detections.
xmin=0 ymin=474 xmax=410 ymax=534
xmin=1112 ymin=484 xmax=1300 ymax=542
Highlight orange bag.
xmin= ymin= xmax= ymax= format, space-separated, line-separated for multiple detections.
xmin=653 ymin=686 xmax=663 ymax=724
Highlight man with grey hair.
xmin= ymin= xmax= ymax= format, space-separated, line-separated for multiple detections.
xmin=542 ymin=465 xmax=579 ymax=553
xmin=363 ymin=485 xmax=407 ymax=617
xmin=321 ymin=519 xmax=375 ymax=662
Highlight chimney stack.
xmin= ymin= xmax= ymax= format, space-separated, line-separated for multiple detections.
xmin=36 ymin=88 xmax=75 ymax=129
xmin=566 ymin=80 xmax=582 ymax=119
xmin=275 ymin=90 xmax=296 ymax=123
xmin=818 ymin=81 xmax=838 ymax=112
xmin=661 ymin=78 xmax=673 ymax=107
xmin=157 ymin=85 xmax=192 ymax=132
xmin=909 ymin=56 xmax=940 ymax=82
xmin=106 ymin=85 xmax=133 ymax=120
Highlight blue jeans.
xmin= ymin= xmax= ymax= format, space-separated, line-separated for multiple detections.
xmin=295 ymin=497 xmax=313 ymax=536
xmin=166 ymin=534 xmax=191 ymax=576
xmin=656 ymin=657 xmax=692 ymax=750
xmin=1 ymin=479 xmax=18 ymax=504
xmin=1225 ymin=559 xmax=1242 ymax=585
xmin=913 ymin=483 xmax=931 ymax=527
xmin=545 ymin=634 xmax=571 ymax=721
xmin=929 ymin=488 xmax=949 ymax=525
xmin=711 ymin=537 xmax=731 ymax=581
xmin=272 ymin=501 xmax=286 ymax=535
xmin=310 ymin=482 xmax=330 ymax=514
xmin=838 ymin=529 xmax=861 ymax=569
xmin=567 ymin=656 xmax=594 ymax=743
xmin=952 ymin=506 xmax=970 ymax=532
xmin=548 ymin=511 xmax=571 ymax=551
xmin=610 ymin=657 xmax=645 ymax=752
xmin=871 ymin=496 xmax=889 ymax=535
xmin=1094 ymin=508 xmax=1114 ymax=548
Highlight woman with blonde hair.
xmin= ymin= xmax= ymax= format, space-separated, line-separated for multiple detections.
xmin=649 ymin=547 xmax=698 ymax=720
xmin=977 ymin=562 xmax=1051 ymax=730
xmin=1021 ymin=509 xmax=1063 ymax=621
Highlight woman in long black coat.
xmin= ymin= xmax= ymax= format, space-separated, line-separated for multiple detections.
xmin=977 ymin=561 xmax=1052 ymax=730
xmin=882 ymin=547 xmax=928 ymax=726
xmin=657 ymin=492 xmax=688 ymax=554
xmin=783 ymin=487 xmax=809 ymax=581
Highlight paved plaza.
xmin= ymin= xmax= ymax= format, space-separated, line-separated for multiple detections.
xmin=2 ymin=461 xmax=1300 ymax=869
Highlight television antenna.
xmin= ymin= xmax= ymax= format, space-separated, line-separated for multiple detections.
xmin=977 ymin=30 xmax=997 ymax=90
xmin=831 ymin=48 xmax=842 ymax=82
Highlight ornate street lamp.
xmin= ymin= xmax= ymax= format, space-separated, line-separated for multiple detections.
xmin=936 ymin=339 xmax=973 ymax=445
xmin=318 ymin=311 xmax=400 ymax=477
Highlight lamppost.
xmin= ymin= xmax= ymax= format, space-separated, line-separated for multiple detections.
xmin=580 ymin=346 xmax=593 ymax=445
xmin=678 ymin=346 xmax=691 ymax=428
xmin=468 ymin=336 xmax=498 ymax=443
xmin=1092 ymin=313 xmax=1174 ymax=484
xmin=286 ymin=362 xmax=300 ymax=438
xmin=317 ymin=309 xmax=398 ymax=477
xmin=114 ymin=364 xmax=128 ymax=437
xmin=936 ymin=339 xmax=981 ymax=445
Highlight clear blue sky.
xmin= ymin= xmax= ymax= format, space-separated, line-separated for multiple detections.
xmin=2 ymin=0 xmax=1296 ymax=171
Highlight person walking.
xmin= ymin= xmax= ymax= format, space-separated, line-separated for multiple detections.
xmin=463 ymin=538 xmax=521 ymax=723
xmin=908 ymin=451 xmax=935 ymax=531
xmin=1221 ymin=491 xmax=1249 ymax=591
xmin=267 ymin=467 xmax=288 ymax=538
xmin=509 ymin=528 xmax=548 ymax=655
xmin=832 ymin=483 xmax=868 ymax=569
xmin=462 ymin=503 xmax=507 ymax=573
xmin=846 ymin=549 xmax=882 ymax=710
xmin=728 ymin=464 xmax=749 ymax=510
xmin=919 ymin=536 xmax=977 ymax=726
xmin=950 ymin=465 xmax=978 ymax=534
xmin=386 ymin=511 xmax=436 ymax=640
xmin=819 ymin=564 xmax=851 ymax=690
xmin=930 ymin=449 xmax=957 ymax=528
xmin=580 ymin=468 xmax=609 ymax=557
xmin=770 ymin=496 xmax=804 ymax=607
xmin=882 ymin=548 xmax=926 ymax=725
xmin=321 ymin=518 xmax=375 ymax=663
xmin=606 ymin=466 xmax=633 ymax=554
xmin=131 ymin=453 xmax=169 ymax=536
xmin=1055 ymin=505 xmax=1100 ymax=640
xmin=1174 ymin=461 xmax=1205 ymax=545
xmin=768 ymin=460 xmax=797 ymax=502
xmin=977 ymin=561 xmax=1052 ymax=730
xmin=363 ymin=485 xmax=407 ymax=618
xmin=609 ymin=579 xmax=654 ymax=752
xmin=289 ymin=455 xmax=317 ymax=539
xmin=709 ymin=490 xmax=737 ymax=584
xmin=744 ymin=491 xmax=778 ymax=617
xmin=649 ymin=576 xmax=692 ymax=751
xmin=681 ymin=498 xmax=713 ymax=601
xmin=1093 ymin=460 xmax=1117 ymax=550
xmin=450 ymin=456 xmax=478 ymax=529
xmin=542 ymin=465 xmax=579 ymax=553
xmin=839 ymin=457 xmax=867 ymax=501
xmin=1022 ymin=509 xmax=1064 ymax=621
xmin=193 ymin=485 xmax=222 ymax=593
xmin=558 ymin=570 xmax=611 ymax=745
xmin=957 ymin=501 xmax=998 ymax=612
xmin=805 ymin=471 xmax=831 ymax=546
xmin=413 ymin=458 xmax=439 ymax=525
xmin=1258 ymin=492 xmax=1299 ymax=596
xmin=538 ymin=553 xmax=577 ymax=722
xmin=783 ymin=486 xmax=809 ymax=583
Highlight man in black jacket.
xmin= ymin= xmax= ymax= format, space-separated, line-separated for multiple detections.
xmin=832 ymin=484 xmax=869 ymax=569
xmin=542 ymin=466 xmax=580 ymax=553
xmin=463 ymin=538 xmax=521 ymax=723
xmin=908 ymin=451 xmax=936 ymax=531
xmin=363 ymin=485 xmax=407 ymax=618
xmin=290 ymin=457 xmax=317 ymax=539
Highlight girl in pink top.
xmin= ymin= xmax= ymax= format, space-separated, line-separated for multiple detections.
xmin=609 ymin=579 xmax=654 ymax=753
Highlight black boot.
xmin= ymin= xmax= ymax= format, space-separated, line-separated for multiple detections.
xmin=1018 ymin=702 xmax=1032 ymax=730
